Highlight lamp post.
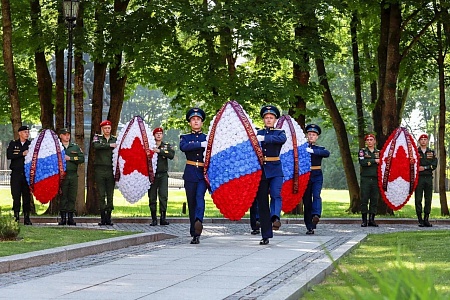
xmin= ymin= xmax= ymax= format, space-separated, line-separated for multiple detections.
xmin=62 ymin=0 xmax=80 ymax=132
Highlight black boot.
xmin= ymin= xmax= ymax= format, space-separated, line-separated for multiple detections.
xmin=368 ymin=213 xmax=378 ymax=227
xmin=24 ymin=212 xmax=32 ymax=225
xmin=361 ymin=213 xmax=368 ymax=227
xmin=98 ymin=211 xmax=106 ymax=226
xmin=105 ymin=210 xmax=113 ymax=226
xmin=67 ymin=212 xmax=76 ymax=226
xmin=14 ymin=211 xmax=20 ymax=222
xmin=417 ymin=213 xmax=424 ymax=227
xmin=423 ymin=214 xmax=432 ymax=227
xmin=160 ymin=211 xmax=169 ymax=226
xmin=150 ymin=209 xmax=157 ymax=226
xmin=58 ymin=211 xmax=67 ymax=225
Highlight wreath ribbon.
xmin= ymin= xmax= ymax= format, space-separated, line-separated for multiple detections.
xmin=276 ymin=115 xmax=299 ymax=193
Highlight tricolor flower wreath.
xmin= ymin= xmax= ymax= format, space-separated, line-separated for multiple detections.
xmin=24 ymin=129 xmax=66 ymax=204
xmin=276 ymin=115 xmax=311 ymax=212
xmin=378 ymin=127 xmax=419 ymax=210
xmin=204 ymin=100 xmax=263 ymax=220
xmin=113 ymin=116 xmax=157 ymax=204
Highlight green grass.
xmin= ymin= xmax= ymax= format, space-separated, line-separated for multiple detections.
xmin=0 ymin=225 xmax=135 ymax=257
xmin=0 ymin=187 xmax=449 ymax=219
xmin=302 ymin=231 xmax=450 ymax=299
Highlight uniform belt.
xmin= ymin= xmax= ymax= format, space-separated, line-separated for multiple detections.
xmin=186 ymin=160 xmax=204 ymax=167
xmin=311 ymin=166 xmax=321 ymax=170
xmin=263 ymin=157 xmax=280 ymax=162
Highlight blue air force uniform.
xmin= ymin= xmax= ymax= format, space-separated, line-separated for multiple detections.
xmin=303 ymin=124 xmax=330 ymax=232
xmin=256 ymin=105 xmax=287 ymax=244
xmin=180 ymin=108 xmax=207 ymax=241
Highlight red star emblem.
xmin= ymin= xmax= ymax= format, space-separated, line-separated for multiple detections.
xmin=385 ymin=145 xmax=412 ymax=182
xmin=119 ymin=137 xmax=149 ymax=176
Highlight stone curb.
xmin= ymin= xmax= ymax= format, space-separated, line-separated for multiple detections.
xmin=262 ymin=234 xmax=368 ymax=300
xmin=0 ymin=232 xmax=175 ymax=274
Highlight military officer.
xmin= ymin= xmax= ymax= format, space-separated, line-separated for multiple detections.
xmin=180 ymin=108 xmax=207 ymax=244
xmin=6 ymin=125 xmax=32 ymax=225
xmin=303 ymin=124 xmax=330 ymax=234
xmin=92 ymin=120 xmax=117 ymax=226
xmin=148 ymin=127 xmax=175 ymax=226
xmin=256 ymin=105 xmax=286 ymax=245
xmin=415 ymin=133 xmax=437 ymax=227
xmin=58 ymin=128 xmax=84 ymax=226
xmin=358 ymin=133 xmax=380 ymax=227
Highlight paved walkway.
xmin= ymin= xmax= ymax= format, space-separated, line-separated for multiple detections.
xmin=0 ymin=220 xmax=449 ymax=300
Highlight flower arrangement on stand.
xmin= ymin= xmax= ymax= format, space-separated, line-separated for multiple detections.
xmin=378 ymin=127 xmax=419 ymax=210
xmin=204 ymin=100 xmax=262 ymax=220
xmin=113 ymin=116 xmax=157 ymax=204
xmin=24 ymin=129 xmax=66 ymax=204
xmin=276 ymin=115 xmax=311 ymax=212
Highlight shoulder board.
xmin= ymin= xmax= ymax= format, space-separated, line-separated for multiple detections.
xmin=95 ymin=134 xmax=103 ymax=137
xmin=111 ymin=135 xmax=116 ymax=138
xmin=181 ymin=133 xmax=190 ymax=136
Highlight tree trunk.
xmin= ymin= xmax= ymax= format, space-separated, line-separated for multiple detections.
xmin=1 ymin=0 xmax=22 ymax=138
xmin=86 ymin=62 xmax=107 ymax=214
xmin=108 ymin=54 xmax=127 ymax=135
xmin=315 ymin=58 xmax=360 ymax=214
xmin=30 ymin=0 xmax=54 ymax=129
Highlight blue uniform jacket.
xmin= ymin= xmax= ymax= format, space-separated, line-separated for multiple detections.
xmin=180 ymin=131 xmax=207 ymax=182
xmin=258 ymin=127 xmax=287 ymax=178
xmin=310 ymin=144 xmax=330 ymax=172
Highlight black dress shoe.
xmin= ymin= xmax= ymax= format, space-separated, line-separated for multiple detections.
xmin=251 ymin=229 xmax=260 ymax=235
xmin=150 ymin=219 xmax=157 ymax=226
xmin=272 ymin=219 xmax=281 ymax=230
xmin=259 ymin=238 xmax=269 ymax=245
xmin=306 ymin=229 xmax=314 ymax=235
xmin=194 ymin=220 xmax=203 ymax=235
xmin=190 ymin=236 xmax=200 ymax=244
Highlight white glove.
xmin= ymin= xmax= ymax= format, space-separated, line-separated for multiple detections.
xmin=257 ymin=135 xmax=264 ymax=142
xmin=200 ymin=141 xmax=207 ymax=148
xmin=306 ymin=147 xmax=314 ymax=154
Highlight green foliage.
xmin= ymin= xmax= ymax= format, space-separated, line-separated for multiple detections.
xmin=0 ymin=209 xmax=20 ymax=241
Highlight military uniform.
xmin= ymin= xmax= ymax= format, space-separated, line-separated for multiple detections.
xmin=359 ymin=146 xmax=380 ymax=226
xmin=180 ymin=107 xmax=207 ymax=244
xmin=148 ymin=138 xmax=175 ymax=225
xmin=59 ymin=129 xmax=84 ymax=226
xmin=6 ymin=131 xmax=32 ymax=224
xmin=303 ymin=124 xmax=330 ymax=234
xmin=415 ymin=146 xmax=437 ymax=227
xmin=92 ymin=133 xmax=117 ymax=225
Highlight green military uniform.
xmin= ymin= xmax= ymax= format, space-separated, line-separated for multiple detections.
xmin=359 ymin=147 xmax=380 ymax=226
xmin=415 ymin=147 xmax=437 ymax=226
xmin=60 ymin=141 xmax=84 ymax=222
xmin=92 ymin=134 xmax=117 ymax=219
xmin=148 ymin=141 xmax=175 ymax=225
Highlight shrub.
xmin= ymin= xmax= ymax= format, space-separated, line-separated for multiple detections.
xmin=0 ymin=209 xmax=20 ymax=240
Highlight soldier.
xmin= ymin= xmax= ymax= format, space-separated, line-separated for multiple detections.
xmin=255 ymin=105 xmax=286 ymax=245
xmin=180 ymin=108 xmax=207 ymax=244
xmin=415 ymin=133 xmax=437 ymax=227
xmin=92 ymin=120 xmax=117 ymax=226
xmin=358 ymin=134 xmax=380 ymax=227
xmin=148 ymin=127 xmax=175 ymax=226
xmin=6 ymin=125 xmax=32 ymax=225
xmin=303 ymin=124 xmax=330 ymax=234
xmin=58 ymin=128 xmax=84 ymax=226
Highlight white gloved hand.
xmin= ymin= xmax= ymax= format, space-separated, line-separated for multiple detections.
xmin=306 ymin=147 xmax=314 ymax=154
xmin=256 ymin=135 xmax=264 ymax=142
xmin=200 ymin=141 xmax=207 ymax=148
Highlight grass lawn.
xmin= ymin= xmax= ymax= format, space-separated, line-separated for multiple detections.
xmin=0 ymin=187 xmax=449 ymax=219
xmin=0 ymin=225 xmax=136 ymax=257
xmin=302 ymin=231 xmax=450 ymax=299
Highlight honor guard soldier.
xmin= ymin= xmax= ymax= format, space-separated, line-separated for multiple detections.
xmin=148 ymin=127 xmax=175 ymax=226
xmin=358 ymin=134 xmax=380 ymax=227
xmin=255 ymin=105 xmax=286 ymax=245
xmin=93 ymin=120 xmax=117 ymax=226
xmin=303 ymin=124 xmax=330 ymax=234
xmin=58 ymin=128 xmax=85 ymax=226
xmin=6 ymin=125 xmax=32 ymax=225
xmin=180 ymin=108 xmax=207 ymax=244
xmin=415 ymin=133 xmax=437 ymax=227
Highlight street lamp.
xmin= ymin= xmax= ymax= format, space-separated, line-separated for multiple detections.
xmin=62 ymin=0 xmax=80 ymax=132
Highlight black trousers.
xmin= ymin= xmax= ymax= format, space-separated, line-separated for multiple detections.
xmin=256 ymin=172 xmax=273 ymax=239
xmin=10 ymin=170 xmax=31 ymax=213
